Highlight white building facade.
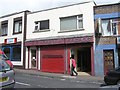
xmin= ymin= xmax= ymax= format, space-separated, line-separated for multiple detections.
xmin=0 ymin=11 xmax=30 ymax=68
xmin=25 ymin=1 xmax=95 ymax=75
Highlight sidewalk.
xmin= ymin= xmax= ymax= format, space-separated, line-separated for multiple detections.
xmin=14 ymin=68 xmax=104 ymax=84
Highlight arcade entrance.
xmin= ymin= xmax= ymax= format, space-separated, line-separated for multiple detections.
xmin=71 ymin=47 xmax=91 ymax=75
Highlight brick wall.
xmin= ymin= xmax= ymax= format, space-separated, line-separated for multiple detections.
xmin=96 ymin=36 xmax=116 ymax=45
xmin=94 ymin=3 xmax=120 ymax=14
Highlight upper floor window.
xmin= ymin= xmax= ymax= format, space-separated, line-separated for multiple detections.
xmin=101 ymin=19 xmax=118 ymax=36
xmin=13 ymin=17 xmax=22 ymax=34
xmin=34 ymin=20 xmax=49 ymax=31
xmin=60 ymin=15 xmax=83 ymax=31
xmin=1 ymin=20 xmax=8 ymax=36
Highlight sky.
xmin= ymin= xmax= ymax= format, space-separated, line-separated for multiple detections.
xmin=0 ymin=0 xmax=120 ymax=16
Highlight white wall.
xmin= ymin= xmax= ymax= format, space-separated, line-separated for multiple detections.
xmin=0 ymin=12 xmax=25 ymax=66
xmin=25 ymin=47 xmax=29 ymax=69
xmin=26 ymin=1 xmax=95 ymax=40
xmin=0 ymin=13 xmax=24 ymax=43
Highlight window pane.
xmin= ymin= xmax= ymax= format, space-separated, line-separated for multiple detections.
xmin=102 ymin=20 xmax=111 ymax=36
xmin=2 ymin=27 xmax=8 ymax=35
xmin=35 ymin=26 xmax=39 ymax=30
xmin=34 ymin=22 xmax=39 ymax=30
xmin=3 ymin=48 xmax=10 ymax=60
xmin=12 ymin=47 xmax=21 ymax=61
xmin=14 ymin=20 xmax=22 ymax=33
xmin=1 ymin=24 xmax=8 ymax=35
xmin=78 ymin=19 xmax=83 ymax=29
xmin=60 ymin=16 xmax=77 ymax=30
xmin=40 ymin=20 xmax=49 ymax=30
xmin=112 ymin=23 xmax=117 ymax=35
xmin=14 ymin=22 xmax=19 ymax=33
xmin=19 ymin=22 xmax=22 ymax=32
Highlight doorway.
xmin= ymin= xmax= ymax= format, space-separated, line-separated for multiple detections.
xmin=77 ymin=48 xmax=91 ymax=73
xmin=31 ymin=48 xmax=37 ymax=69
xmin=103 ymin=50 xmax=114 ymax=74
xmin=71 ymin=47 xmax=91 ymax=74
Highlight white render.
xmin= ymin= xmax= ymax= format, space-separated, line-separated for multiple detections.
xmin=26 ymin=1 xmax=95 ymax=41
xmin=25 ymin=47 xmax=29 ymax=69
xmin=0 ymin=12 xmax=26 ymax=66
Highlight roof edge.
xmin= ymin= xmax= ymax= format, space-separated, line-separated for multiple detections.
xmin=0 ymin=10 xmax=31 ymax=18
xmin=29 ymin=1 xmax=95 ymax=15
xmin=94 ymin=2 xmax=120 ymax=7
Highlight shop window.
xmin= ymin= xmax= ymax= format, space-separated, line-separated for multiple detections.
xmin=34 ymin=20 xmax=49 ymax=31
xmin=13 ymin=17 xmax=22 ymax=34
xmin=1 ymin=20 xmax=8 ymax=36
xmin=60 ymin=15 xmax=83 ymax=31
xmin=3 ymin=47 xmax=10 ymax=60
xmin=12 ymin=47 xmax=21 ymax=61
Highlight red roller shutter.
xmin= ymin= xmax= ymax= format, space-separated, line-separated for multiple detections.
xmin=41 ymin=46 xmax=65 ymax=73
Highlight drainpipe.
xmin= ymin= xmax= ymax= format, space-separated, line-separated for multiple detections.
xmin=65 ymin=44 xmax=68 ymax=74
xmin=91 ymin=45 xmax=95 ymax=76
xmin=23 ymin=10 xmax=30 ymax=69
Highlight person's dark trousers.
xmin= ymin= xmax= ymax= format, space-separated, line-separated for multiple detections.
xmin=71 ymin=66 xmax=78 ymax=76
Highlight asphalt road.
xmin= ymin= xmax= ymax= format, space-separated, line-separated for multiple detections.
xmin=14 ymin=71 xmax=102 ymax=88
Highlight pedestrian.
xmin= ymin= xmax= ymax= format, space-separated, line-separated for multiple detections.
xmin=70 ymin=55 xmax=78 ymax=76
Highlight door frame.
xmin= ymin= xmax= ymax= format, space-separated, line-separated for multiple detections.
xmin=103 ymin=49 xmax=115 ymax=75
xmin=30 ymin=47 xmax=37 ymax=69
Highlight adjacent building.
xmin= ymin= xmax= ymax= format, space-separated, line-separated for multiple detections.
xmin=0 ymin=11 xmax=30 ymax=68
xmin=25 ymin=1 xmax=95 ymax=75
xmin=94 ymin=3 xmax=120 ymax=76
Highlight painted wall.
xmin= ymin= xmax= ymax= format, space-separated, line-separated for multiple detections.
xmin=0 ymin=13 xmax=24 ymax=43
xmin=26 ymin=1 xmax=95 ymax=41
xmin=94 ymin=4 xmax=120 ymax=76
xmin=94 ymin=44 xmax=118 ymax=76
xmin=0 ymin=12 xmax=25 ymax=66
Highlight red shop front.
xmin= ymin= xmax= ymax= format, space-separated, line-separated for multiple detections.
xmin=40 ymin=45 xmax=68 ymax=74
xmin=25 ymin=36 xmax=94 ymax=75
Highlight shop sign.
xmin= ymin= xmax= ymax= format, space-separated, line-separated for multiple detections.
xmin=4 ymin=38 xmax=17 ymax=44
xmin=65 ymin=36 xmax=93 ymax=44
xmin=25 ymin=36 xmax=93 ymax=46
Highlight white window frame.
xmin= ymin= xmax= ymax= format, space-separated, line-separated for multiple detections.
xmin=34 ymin=22 xmax=40 ymax=31
xmin=77 ymin=15 xmax=83 ymax=29
xmin=60 ymin=15 xmax=83 ymax=31
xmin=34 ymin=20 xmax=49 ymax=31
xmin=101 ymin=19 xmax=118 ymax=36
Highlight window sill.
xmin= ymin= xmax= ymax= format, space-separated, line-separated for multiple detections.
xmin=58 ymin=28 xmax=84 ymax=33
xmin=33 ymin=29 xmax=50 ymax=33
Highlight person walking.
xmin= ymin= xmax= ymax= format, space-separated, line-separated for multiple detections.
xmin=70 ymin=55 xmax=78 ymax=76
